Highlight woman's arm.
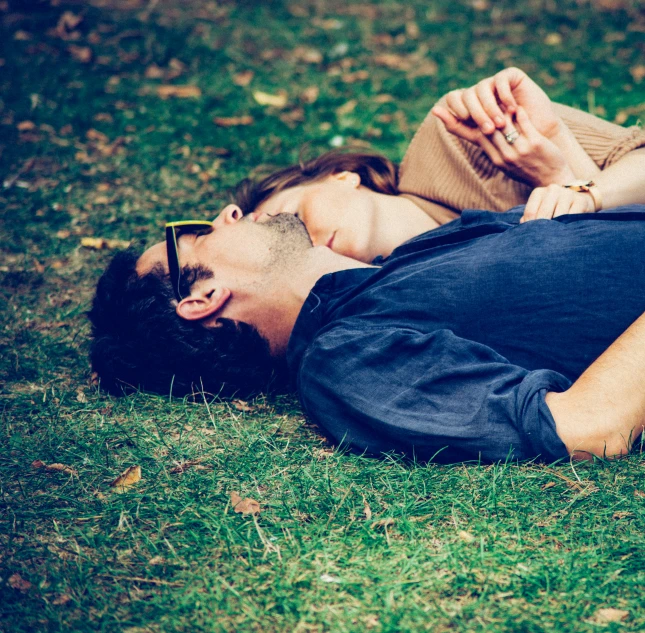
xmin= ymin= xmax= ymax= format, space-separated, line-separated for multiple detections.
xmin=521 ymin=148 xmax=645 ymax=221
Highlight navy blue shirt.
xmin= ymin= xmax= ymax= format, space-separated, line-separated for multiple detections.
xmin=286 ymin=207 xmax=645 ymax=463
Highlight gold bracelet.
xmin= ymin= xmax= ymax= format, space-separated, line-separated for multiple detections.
xmin=563 ymin=180 xmax=603 ymax=212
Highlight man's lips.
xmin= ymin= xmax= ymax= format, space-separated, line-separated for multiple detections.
xmin=326 ymin=232 xmax=336 ymax=249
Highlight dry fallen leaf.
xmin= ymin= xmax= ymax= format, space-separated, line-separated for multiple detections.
xmin=595 ymin=608 xmax=629 ymax=623
xmin=363 ymin=500 xmax=372 ymax=520
xmin=542 ymin=481 xmax=557 ymax=490
xmin=111 ymin=465 xmax=142 ymax=491
xmin=81 ymin=237 xmax=131 ymax=250
xmin=634 ymin=489 xmax=645 ymax=498
xmin=144 ymin=63 xmax=165 ymax=79
xmin=300 ymin=86 xmax=319 ymax=104
xmin=232 ymin=70 xmax=254 ymax=86
xmin=231 ymin=399 xmax=254 ymax=412
xmin=31 ymin=460 xmax=77 ymax=476
xmin=17 ymin=120 xmax=36 ymax=131
xmin=213 ymin=115 xmax=254 ymax=127
xmin=319 ymin=573 xmax=341 ymax=583
xmin=630 ymin=65 xmax=645 ymax=83
xmin=371 ymin=518 xmax=395 ymax=529
xmin=336 ymin=99 xmax=358 ymax=117
xmin=45 ymin=463 xmax=78 ymax=476
xmin=253 ymin=90 xmax=288 ymax=108
xmin=8 ymin=573 xmax=32 ymax=593
xmin=157 ymin=85 xmax=202 ymax=99
xmin=68 ymin=45 xmax=92 ymax=63
xmin=230 ymin=490 xmax=261 ymax=515
xmin=458 ymin=530 xmax=476 ymax=543
xmin=169 ymin=460 xmax=203 ymax=474
xmin=52 ymin=593 xmax=72 ymax=606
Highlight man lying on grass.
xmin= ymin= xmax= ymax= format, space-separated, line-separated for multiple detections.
xmin=89 ymin=205 xmax=645 ymax=463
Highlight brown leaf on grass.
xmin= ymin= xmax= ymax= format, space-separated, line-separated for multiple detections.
xmin=81 ymin=237 xmax=131 ymax=250
xmin=31 ymin=460 xmax=78 ymax=476
xmin=52 ymin=593 xmax=72 ymax=605
xmin=253 ymin=90 xmax=288 ymax=108
xmin=374 ymin=53 xmax=413 ymax=71
xmin=232 ymin=70 xmax=254 ymax=86
xmin=169 ymin=460 xmax=203 ymax=474
xmin=231 ymin=399 xmax=254 ymax=412
xmin=14 ymin=30 xmax=32 ymax=41
xmin=363 ymin=500 xmax=372 ymax=520
xmin=86 ymin=128 xmax=110 ymax=143
xmin=634 ymin=489 xmax=645 ymax=498
xmin=630 ymin=65 xmax=645 ymax=83
xmin=144 ymin=63 xmax=165 ymax=79
xmin=8 ymin=573 xmax=32 ymax=593
xmin=542 ymin=481 xmax=557 ymax=490
xmin=111 ymin=465 xmax=142 ymax=491
xmin=213 ymin=115 xmax=254 ymax=127
xmin=300 ymin=86 xmax=319 ymax=104
xmin=230 ymin=491 xmax=261 ymax=515
xmin=46 ymin=463 xmax=78 ymax=476
xmin=371 ymin=518 xmax=395 ymax=529
xmin=291 ymin=46 xmax=323 ymax=64
xmin=68 ymin=45 xmax=92 ymax=63
xmin=458 ymin=530 xmax=476 ymax=543
xmin=595 ymin=608 xmax=629 ymax=623
xmin=341 ymin=70 xmax=369 ymax=83
xmin=17 ymin=120 xmax=36 ymax=131
xmin=612 ymin=511 xmax=632 ymax=520
xmin=54 ymin=11 xmax=83 ymax=37
xmin=157 ymin=85 xmax=202 ymax=99
xmin=336 ymin=99 xmax=358 ymax=117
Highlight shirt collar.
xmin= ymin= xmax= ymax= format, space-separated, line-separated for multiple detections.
xmin=286 ymin=268 xmax=377 ymax=383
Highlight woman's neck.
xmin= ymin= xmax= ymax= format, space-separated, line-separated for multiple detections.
xmin=370 ymin=191 xmax=440 ymax=259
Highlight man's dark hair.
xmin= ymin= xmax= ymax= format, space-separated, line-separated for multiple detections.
xmin=88 ymin=250 xmax=283 ymax=397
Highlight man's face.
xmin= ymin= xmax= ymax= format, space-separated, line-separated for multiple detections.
xmin=137 ymin=211 xmax=312 ymax=284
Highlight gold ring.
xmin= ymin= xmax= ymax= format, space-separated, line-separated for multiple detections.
xmin=504 ymin=130 xmax=519 ymax=145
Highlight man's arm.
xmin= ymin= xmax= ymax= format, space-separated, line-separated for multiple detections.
xmin=546 ymin=311 xmax=645 ymax=459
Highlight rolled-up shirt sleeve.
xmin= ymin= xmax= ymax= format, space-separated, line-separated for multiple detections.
xmin=296 ymin=326 xmax=571 ymax=463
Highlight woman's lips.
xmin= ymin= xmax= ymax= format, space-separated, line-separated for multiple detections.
xmin=326 ymin=232 xmax=336 ymax=250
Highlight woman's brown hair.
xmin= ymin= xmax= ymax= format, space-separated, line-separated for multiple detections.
xmin=233 ymin=149 xmax=399 ymax=215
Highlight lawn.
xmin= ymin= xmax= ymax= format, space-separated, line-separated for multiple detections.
xmin=1 ymin=0 xmax=645 ymax=631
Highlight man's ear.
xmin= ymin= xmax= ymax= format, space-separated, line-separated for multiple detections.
xmin=334 ymin=171 xmax=361 ymax=188
xmin=176 ymin=285 xmax=232 ymax=321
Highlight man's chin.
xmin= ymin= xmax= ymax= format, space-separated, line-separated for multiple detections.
xmin=264 ymin=213 xmax=313 ymax=247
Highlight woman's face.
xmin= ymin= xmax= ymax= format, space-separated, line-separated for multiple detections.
xmin=250 ymin=172 xmax=379 ymax=262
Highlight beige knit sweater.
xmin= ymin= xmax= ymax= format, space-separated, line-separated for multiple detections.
xmin=398 ymin=99 xmax=645 ymax=224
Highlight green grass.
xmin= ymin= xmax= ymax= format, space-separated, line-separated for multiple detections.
xmin=1 ymin=0 xmax=645 ymax=631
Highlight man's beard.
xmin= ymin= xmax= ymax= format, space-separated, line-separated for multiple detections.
xmin=261 ymin=213 xmax=313 ymax=268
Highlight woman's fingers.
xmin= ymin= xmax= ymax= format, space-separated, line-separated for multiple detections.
xmin=522 ymin=188 xmax=545 ymax=223
xmin=431 ymin=106 xmax=481 ymax=144
xmin=523 ymin=185 xmax=595 ymax=222
xmin=474 ymin=79 xmax=506 ymax=128
xmin=444 ymin=89 xmax=470 ymax=121
xmin=492 ymin=68 xmax=524 ymax=114
xmin=462 ymin=87 xmax=496 ymax=134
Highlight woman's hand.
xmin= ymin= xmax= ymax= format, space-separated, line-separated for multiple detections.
xmin=521 ymin=184 xmax=595 ymax=223
xmin=434 ymin=67 xmax=562 ymax=139
xmin=433 ymin=104 xmax=575 ymax=187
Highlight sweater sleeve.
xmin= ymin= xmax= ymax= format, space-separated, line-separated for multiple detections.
xmin=398 ymin=97 xmax=645 ymax=219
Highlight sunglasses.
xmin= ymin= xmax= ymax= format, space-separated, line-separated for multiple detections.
xmin=165 ymin=220 xmax=214 ymax=302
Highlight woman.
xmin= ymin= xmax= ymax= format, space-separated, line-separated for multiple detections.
xmin=218 ymin=68 xmax=645 ymax=264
